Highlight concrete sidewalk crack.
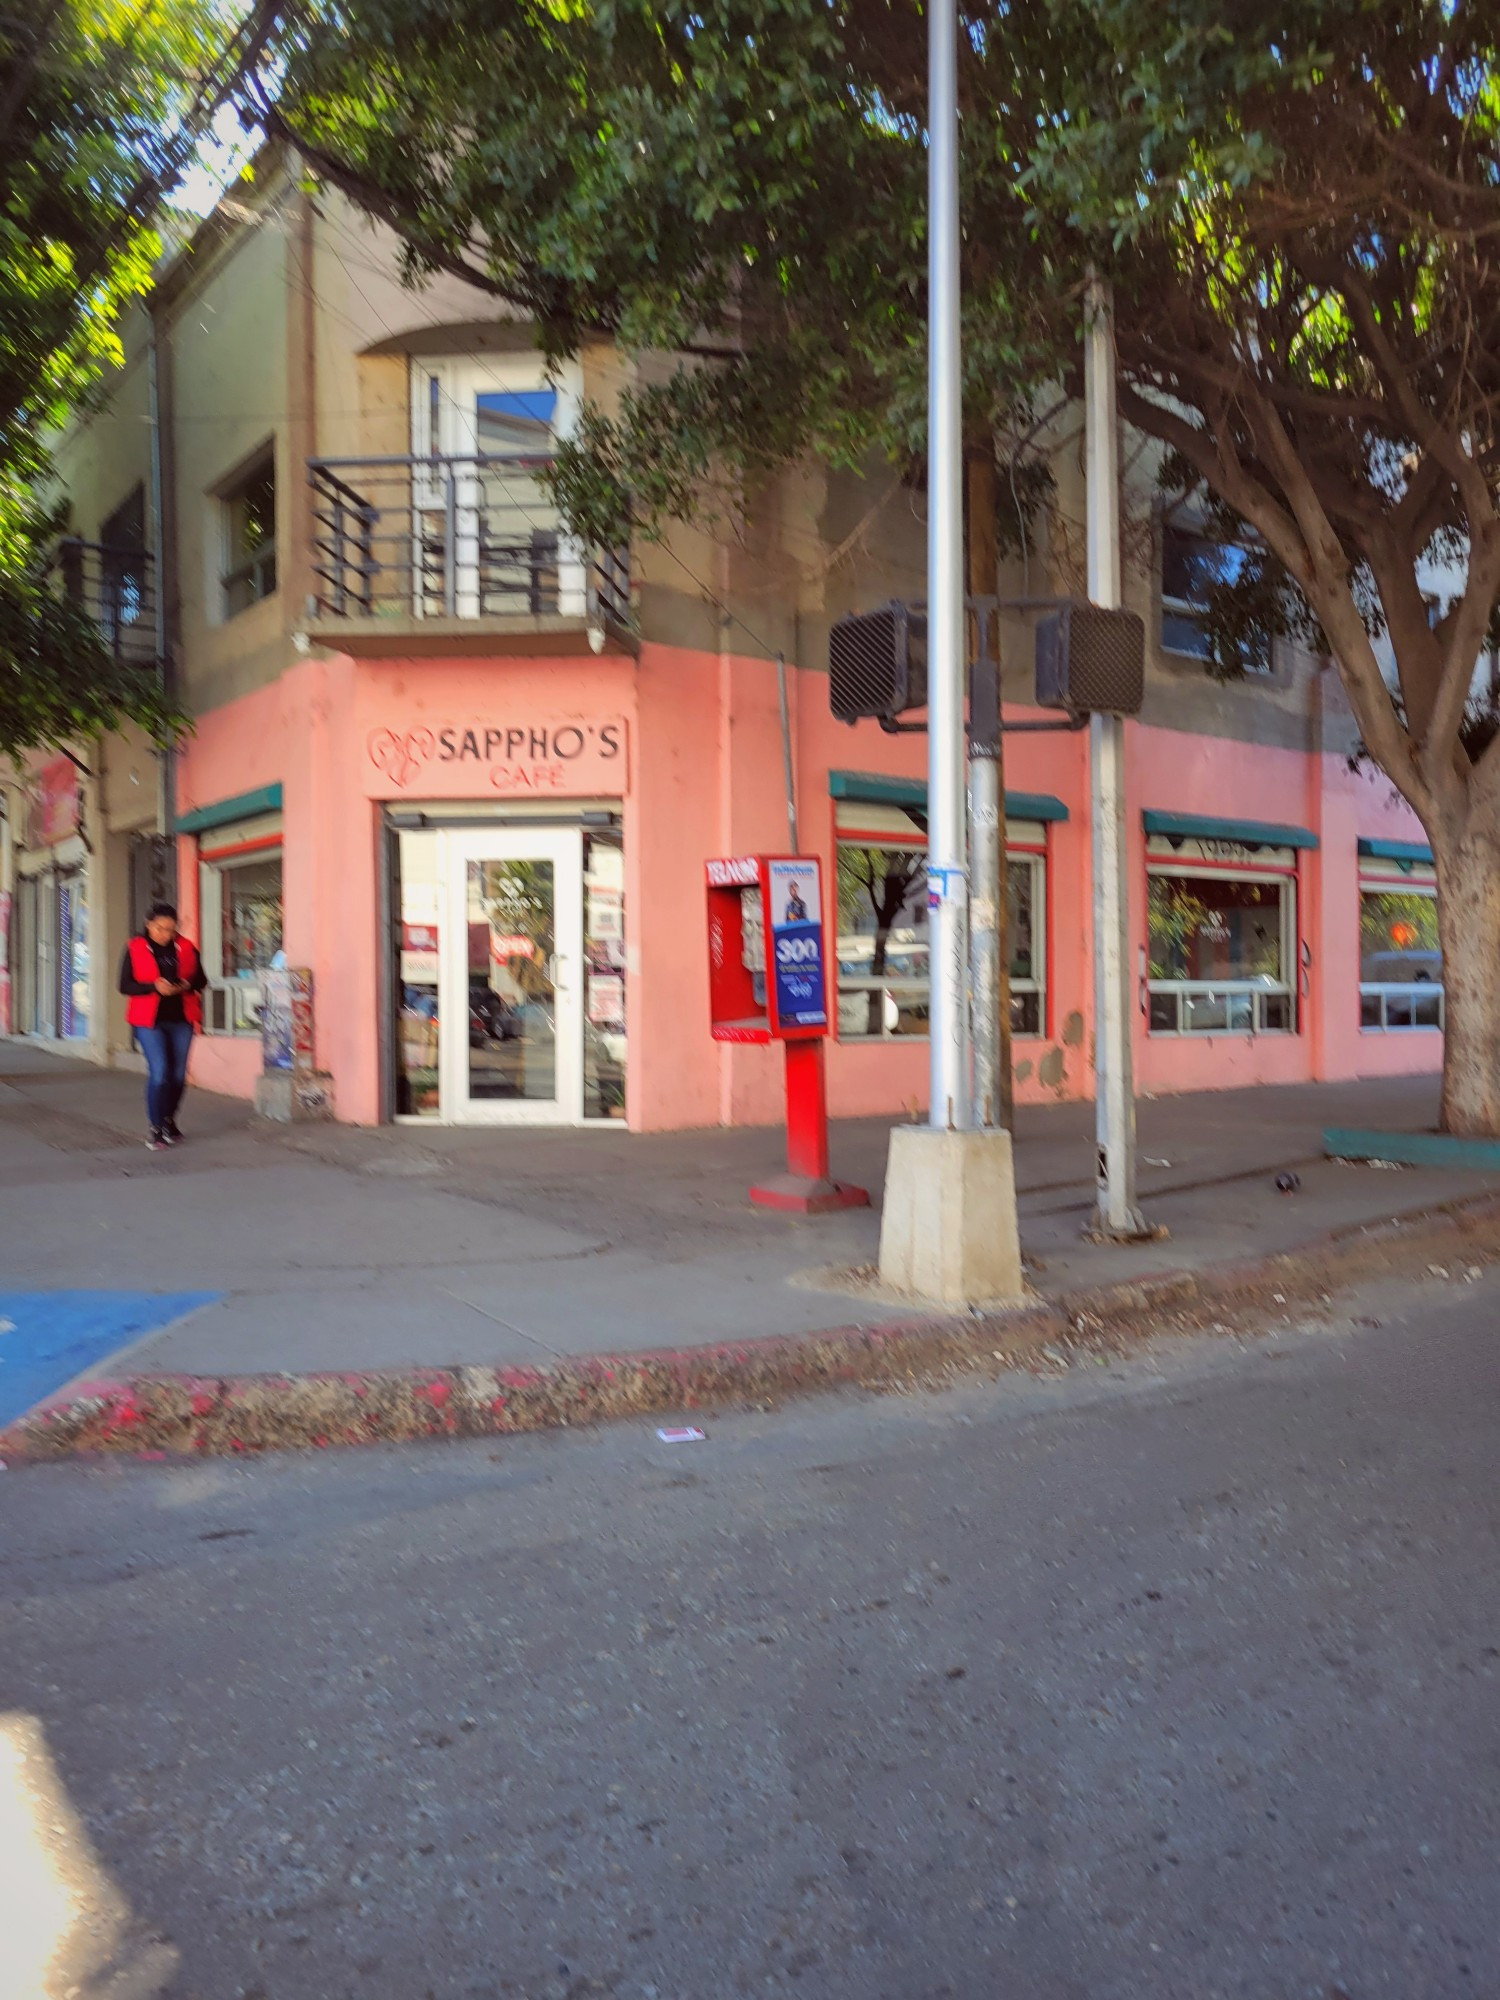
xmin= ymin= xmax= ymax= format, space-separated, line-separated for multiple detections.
xmin=440 ymin=1287 xmax=559 ymax=1358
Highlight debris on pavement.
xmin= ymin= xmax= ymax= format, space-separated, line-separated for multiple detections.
xmin=656 ymin=1426 xmax=707 ymax=1444
xmin=1276 ymin=1171 xmax=1302 ymax=1193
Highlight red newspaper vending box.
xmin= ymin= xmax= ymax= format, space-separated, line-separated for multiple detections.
xmin=706 ymin=854 xmax=869 ymax=1213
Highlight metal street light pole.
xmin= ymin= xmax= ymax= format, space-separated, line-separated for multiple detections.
xmin=1085 ymin=276 xmax=1147 ymax=1237
xmin=874 ymin=0 xmax=1022 ymax=1307
xmin=927 ymin=0 xmax=970 ymax=1133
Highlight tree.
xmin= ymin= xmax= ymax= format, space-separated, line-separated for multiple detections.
xmin=275 ymin=1 xmax=1500 ymax=1133
xmin=0 ymin=0 xmax=286 ymax=759
xmin=995 ymin=2 xmax=1500 ymax=1136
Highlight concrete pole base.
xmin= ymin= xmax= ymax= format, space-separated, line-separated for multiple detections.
xmin=750 ymin=1173 xmax=870 ymax=1214
xmin=877 ymin=1124 xmax=1025 ymax=1307
xmin=254 ymin=1070 xmax=336 ymax=1123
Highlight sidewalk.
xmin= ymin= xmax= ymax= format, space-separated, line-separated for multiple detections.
xmin=1 ymin=1036 xmax=1490 ymax=1427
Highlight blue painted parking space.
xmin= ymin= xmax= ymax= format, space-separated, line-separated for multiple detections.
xmin=0 ymin=1291 xmax=220 ymax=1427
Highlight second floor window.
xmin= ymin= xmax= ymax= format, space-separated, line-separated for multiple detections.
xmin=221 ymin=449 xmax=277 ymax=617
xmin=1161 ymin=523 xmax=1271 ymax=674
xmin=100 ymin=488 xmax=148 ymax=656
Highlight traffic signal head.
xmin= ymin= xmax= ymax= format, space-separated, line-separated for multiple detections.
xmin=829 ymin=602 xmax=928 ymax=724
xmin=1035 ymin=601 xmax=1145 ymax=716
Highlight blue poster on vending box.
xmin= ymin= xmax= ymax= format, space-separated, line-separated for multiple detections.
xmin=766 ymin=857 xmax=828 ymax=1030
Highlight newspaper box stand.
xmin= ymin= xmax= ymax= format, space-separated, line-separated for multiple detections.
xmin=706 ymin=854 xmax=869 ymax=1213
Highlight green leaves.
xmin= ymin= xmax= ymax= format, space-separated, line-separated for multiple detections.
xmin=0 ymin=0 xmax=281 ymax=756
xmin=275 ymin=0 xmax=1498 ymax=801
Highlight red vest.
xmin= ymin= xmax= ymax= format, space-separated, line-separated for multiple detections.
xmin=126 ymin=934 xmax=203 ymax=1030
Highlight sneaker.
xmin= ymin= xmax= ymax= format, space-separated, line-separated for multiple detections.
xmin=145 ymin=1129 xmax=167 ymax=1152
xmin=161 ymin=1121 xmax=183 ymax=1145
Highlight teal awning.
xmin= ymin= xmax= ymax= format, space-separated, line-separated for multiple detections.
xmin=830 ymin=769 xmax=1068 ymax=822
xmin=1143 ymin=809 xmax=1318 ymax=851
xmin=173 ymin=782 xmax=283 ymax=834
xmin=1358 ymin=836 xmax=1433 ymax=866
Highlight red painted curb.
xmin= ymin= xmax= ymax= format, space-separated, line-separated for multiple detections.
xmin=0 ymin=1304 xmax=1063 ymax=1461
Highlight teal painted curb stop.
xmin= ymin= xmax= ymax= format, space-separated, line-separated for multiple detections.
xmin=1324 ymin=1126 xmax=1500 ymax=1171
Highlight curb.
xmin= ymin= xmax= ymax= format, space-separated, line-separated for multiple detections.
xmin=5 ymin=1189 xmax=1500 ymax=1463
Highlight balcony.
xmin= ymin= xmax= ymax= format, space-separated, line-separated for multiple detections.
xmin=306 ymin=454 xmax=633 ymax=656
xmin=50 ymin=538 xmax=158 ymax=665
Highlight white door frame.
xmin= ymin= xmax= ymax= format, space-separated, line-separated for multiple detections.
xmin=438 ymin=826 xmax=585 ymax=1125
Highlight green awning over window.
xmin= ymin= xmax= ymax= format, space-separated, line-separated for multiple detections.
xmin=829 ymin=769 xmax=1068 ymax=822
xmin=1357 ymin=835 xmax=1433 ymax=866
xmin=173 ymin=782 xmax=283 ymax=835
xmin=1143 ymin=809 xmax=1318 ymax=851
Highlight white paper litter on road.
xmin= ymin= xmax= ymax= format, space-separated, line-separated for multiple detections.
xmin=656 ymin=1426 xmax=706 ymax=1444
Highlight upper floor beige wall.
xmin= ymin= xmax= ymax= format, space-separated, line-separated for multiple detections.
xmin=158 ymin=172 xmax=295 ymax=714
xmin=47 ymin=303 xmax=153 ymax=546
xmin=48 ymin=145 xmax=1324 ymax=756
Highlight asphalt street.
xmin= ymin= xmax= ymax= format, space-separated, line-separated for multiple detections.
xmin=3 ymin=1275 xmax=1498 ymax=2000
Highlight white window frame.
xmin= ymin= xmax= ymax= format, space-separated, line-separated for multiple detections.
xmin=834 ymin=821 xmax=1047 ymax=1044
xmin=410 ymin=356 xmax=586 ymax=619
xmin=1160 ymin=521 xmax=1273 ymax=676
xmin=412 ymin=356 xmax=584 ymax=462
xmin=198 ymin=822 xmax=283 ymax=1036
xmin=1146 ymin=844 xmax=1299 ymax=1036
xmin=1358 ymin=867 xmax=1443 ymax=1033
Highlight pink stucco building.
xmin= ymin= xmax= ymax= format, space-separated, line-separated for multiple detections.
xmin=4 ymin=150 xmax=1443 ymax=1130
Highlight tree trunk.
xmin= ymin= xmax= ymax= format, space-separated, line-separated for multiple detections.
xmin=966 ymin=450 xmax=1014 ymax=1129
xmin=1434 ymin=824 xmax=1500 ymax=1136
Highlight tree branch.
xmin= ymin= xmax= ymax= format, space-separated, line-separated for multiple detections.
xmin=1338 ymin=269 xmax=1497 ymax=533
xmin=1120 ymin=379 xmax=1429 ymax=820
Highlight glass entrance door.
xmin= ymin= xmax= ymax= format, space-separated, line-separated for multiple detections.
xmin=440 ymin=828 xmax=584 ymax=1124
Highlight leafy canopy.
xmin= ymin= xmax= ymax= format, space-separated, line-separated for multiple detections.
xmin=276 ymin=2 xmax=1498 ymax=788
xmin=270 ymin=0 xmax=1060 ymax=545
xmin=0 ymin=0 xmax=284 ymax=758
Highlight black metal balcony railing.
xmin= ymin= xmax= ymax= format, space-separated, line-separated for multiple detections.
xmin=308 ymin=454 xmax=630 ymax=629
xmin=50 ymin=538 xmax=157 ymax=663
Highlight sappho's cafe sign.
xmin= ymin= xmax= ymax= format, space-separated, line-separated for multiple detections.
xmin=366 ymin=717 xmax=628 ymax=795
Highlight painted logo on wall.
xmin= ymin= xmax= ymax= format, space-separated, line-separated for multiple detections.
xmin=367 ymin=719 xmax=627 ymax=794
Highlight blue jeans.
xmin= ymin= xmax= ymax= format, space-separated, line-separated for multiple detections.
xmin=137 ymin=1022 xmax=194 ymax=1131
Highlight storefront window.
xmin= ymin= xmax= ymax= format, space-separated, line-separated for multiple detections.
xmin=583 ymin=832 xmax=627 ymax=1119
xmin=14 ymin=866 xmax=87 ymax=1041
xmin=835 ymin=839 xmax=1044 ymax=1040
xmin=1147 ymin=860 xmax=1295 ymax=1034
xmin=1360 ymin=882 xmax=1442 ymax=1030
xmin=221 ymin=858 xmax=282 ymax=975
xmin=59 ymin=871 xmax=88 ymax=1039
xmin=199 ymin=836 xmax=283 ymax=1035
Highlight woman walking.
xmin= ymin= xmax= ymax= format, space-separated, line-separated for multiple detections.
xmin=119 ymin=902 xmax=208 ymax=1150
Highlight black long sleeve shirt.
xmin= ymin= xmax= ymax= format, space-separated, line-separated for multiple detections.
xmin=119 ymin=936 xmax=207 ymax=1026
